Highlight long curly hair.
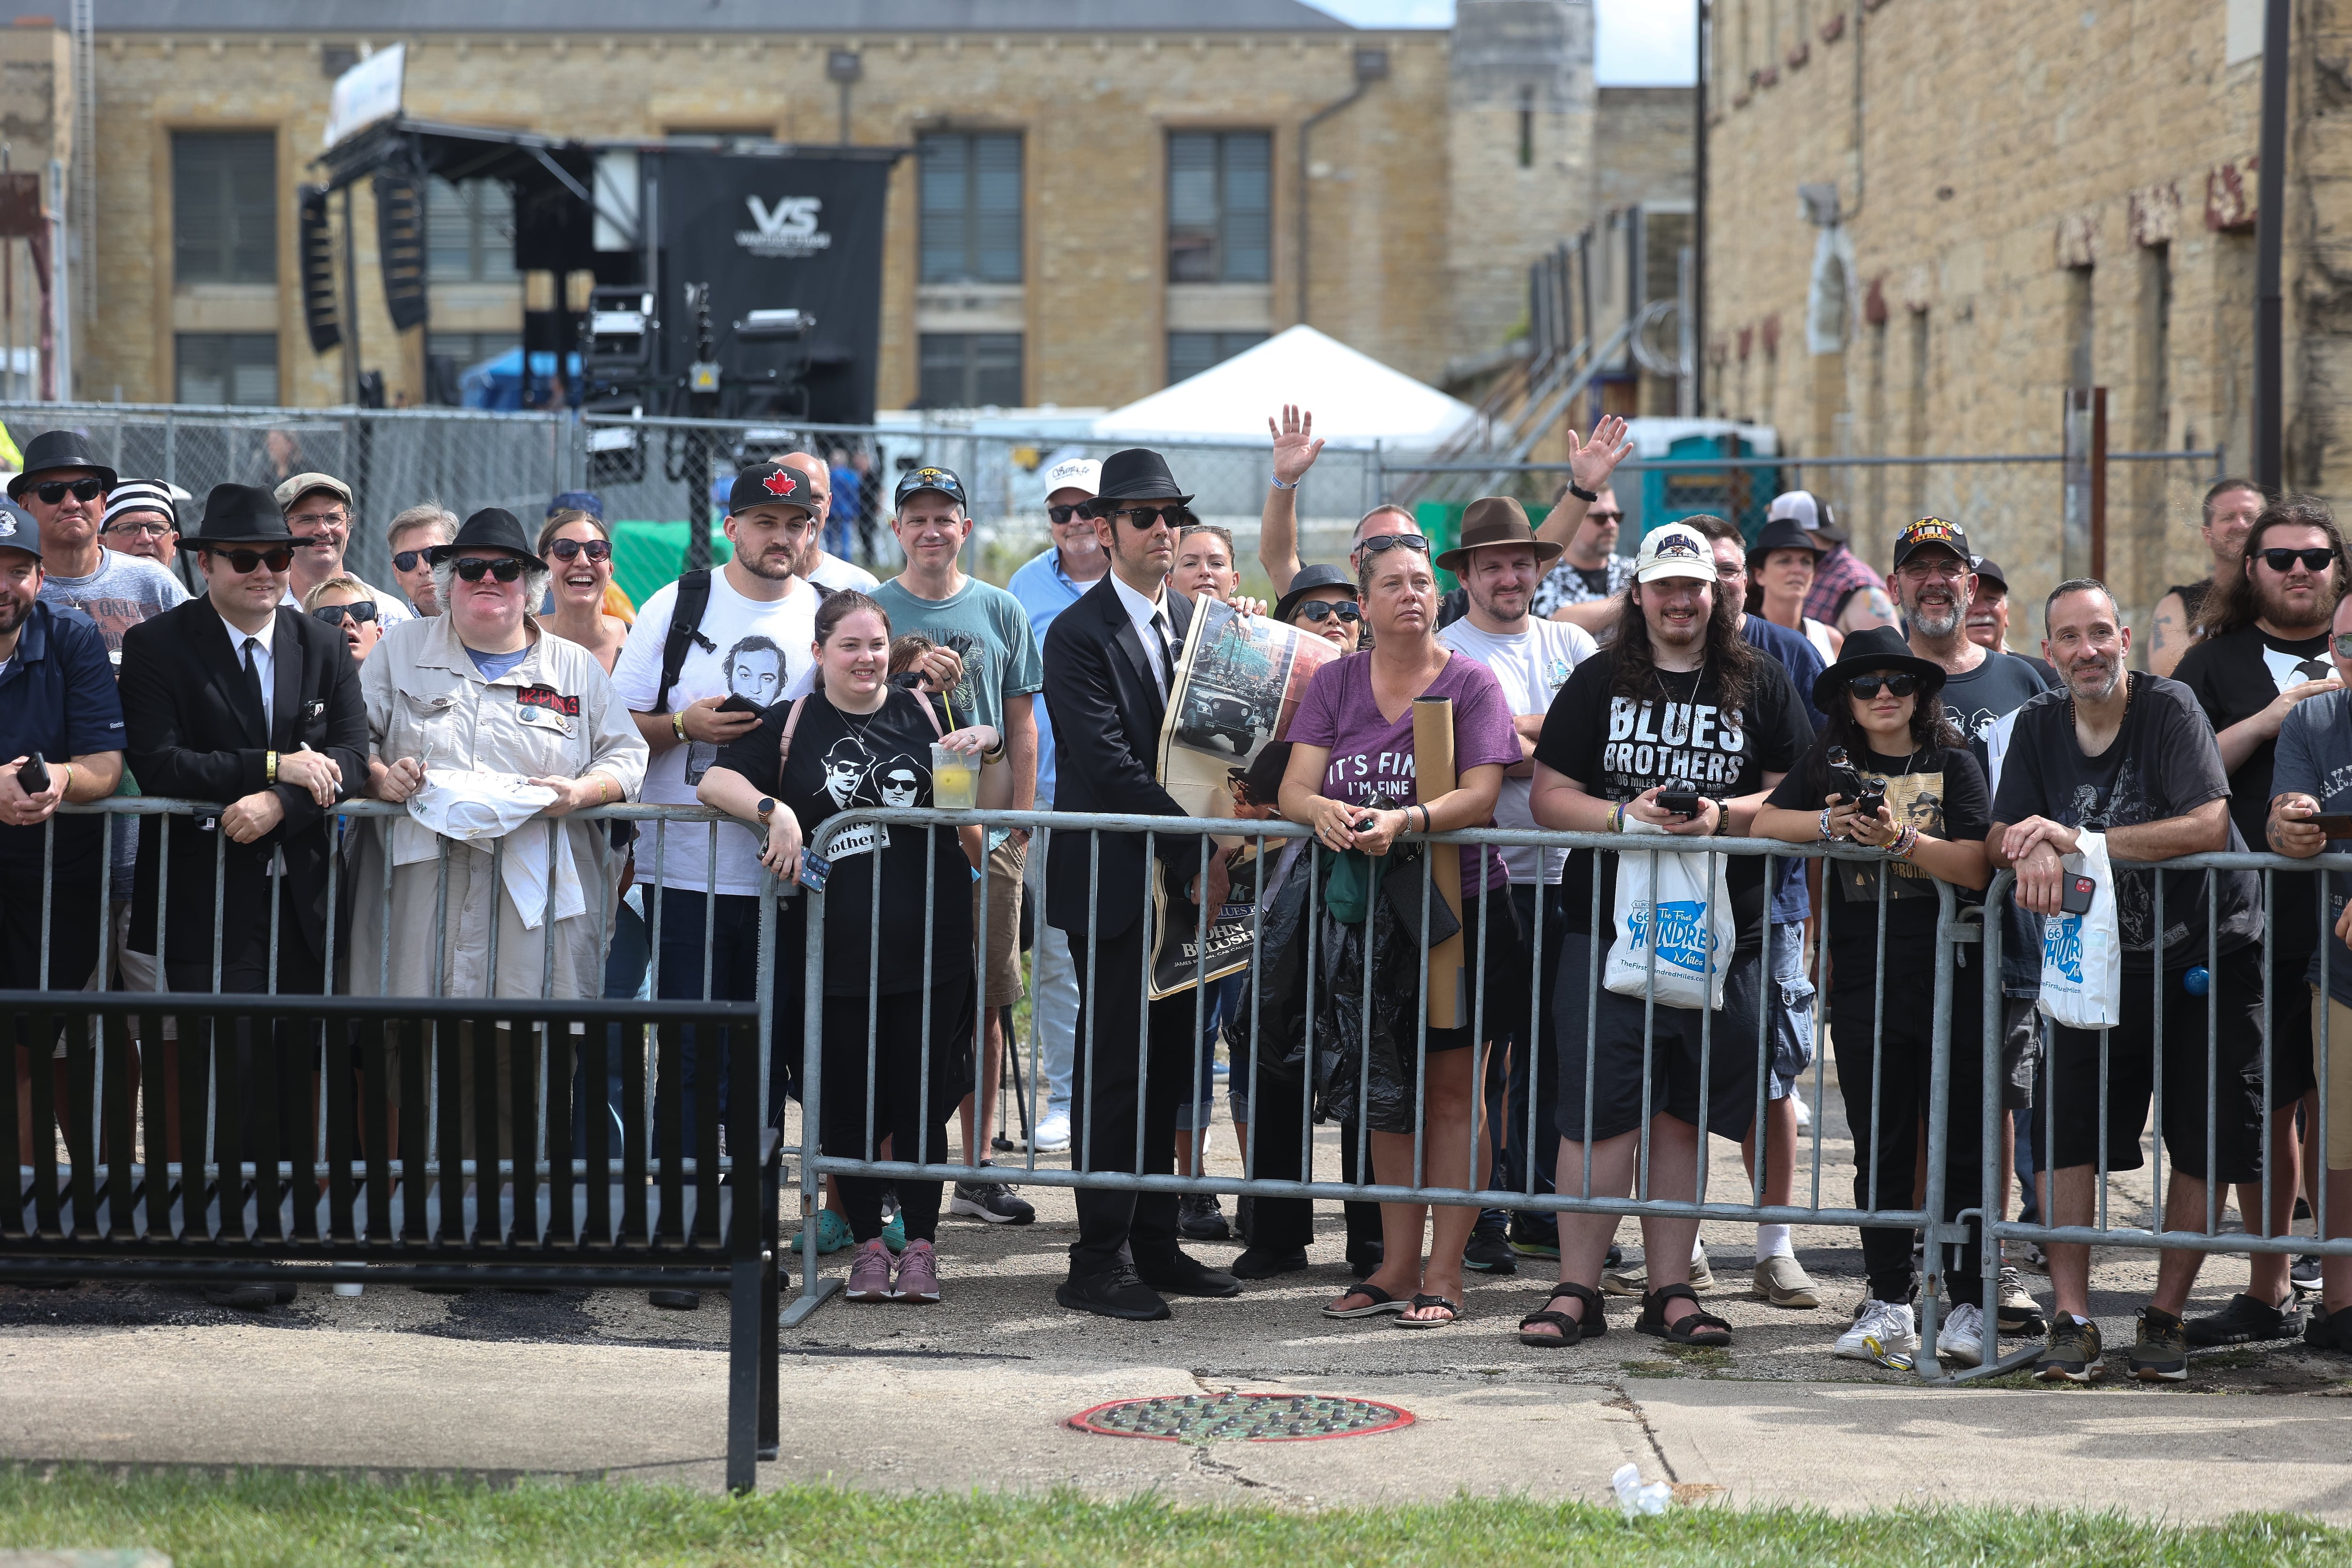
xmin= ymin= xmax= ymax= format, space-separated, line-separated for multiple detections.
xmin=1800 ymin=684 xmax=1966 ymax=800
xmin=1606 ymin=576 xmax=1757 ymax=714
xmin=2195 ymin=494 xmax=2346 ymax=643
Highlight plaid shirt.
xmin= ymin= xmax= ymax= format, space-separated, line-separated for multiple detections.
xmin=1528 ymin=552 xmax=1638 ymax=621
xmin=1803 ymin=544 xmax=1888 ymax=626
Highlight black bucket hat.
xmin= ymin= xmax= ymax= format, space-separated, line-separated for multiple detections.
xmin=429 ymin=507 xmax=546 ymax=568
xmin=1812 ymin=624 xmax=1948 ymax=710
xmin=1745 ymin=516 xmax=1824 ymax=567
xmin=1272 ymin=562 xmax=1358 ymax=625
xmin=1088 ymin=448 xmax=1193 ymax=511
xmin=9 ymin=428 xmax=118 ymax=497
xmin=177 ymin=483 xmax=300 ymax=550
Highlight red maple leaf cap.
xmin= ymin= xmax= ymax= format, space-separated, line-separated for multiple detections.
xmin=762 ymin=470 xmax=798 ymax=497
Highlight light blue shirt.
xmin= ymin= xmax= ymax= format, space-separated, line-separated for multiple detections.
xmin=1006 ymin=545 xmax=1100 ymax=802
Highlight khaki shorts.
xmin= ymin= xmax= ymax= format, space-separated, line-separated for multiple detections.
xmin=972 ymin=836 xmax=1026 ymax=1009
xmin=2313 ymin=987 xmax=2352 ymax=1171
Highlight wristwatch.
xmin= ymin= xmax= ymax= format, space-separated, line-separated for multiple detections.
xmin=756 ymin=796 xmax=776 ymax=825
xmin=1565 ymin=480 xmax=1599 ymax=504
xmin=671 ymin=711 xmax=689 ymax=742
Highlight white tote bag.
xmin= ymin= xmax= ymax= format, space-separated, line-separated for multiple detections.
xmin=2036 ymin=830 xmax=2123 ymax=1031
xmin=1605 ymin=818 xmax=1737 ymax=1011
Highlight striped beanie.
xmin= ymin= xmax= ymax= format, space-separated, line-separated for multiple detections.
xmin=103 ymin=479 xmax=178 ymax=529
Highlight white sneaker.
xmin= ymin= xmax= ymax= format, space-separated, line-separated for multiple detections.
xmin=1836 ymin=1297 xmax=1918 ymax=1361
xmin=1029 ymin=1112 xmax=1071 ymax=1154
xmin=1937 ymin=1301 xmax=1985 ymax=1366
xmin=1789 ymin=1090 xmax=1812 ymax=1129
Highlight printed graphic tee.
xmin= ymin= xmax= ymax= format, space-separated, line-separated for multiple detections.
xmin=2272 ymin=685 xmax=2352 ymax=1005
xmin=1436 ymin=615 xmax=1598 ymax=884
xmin=867 ymin=575 xmax=1042 ymax=739
xmin=38 ymin=549 xmax=188 ymax=654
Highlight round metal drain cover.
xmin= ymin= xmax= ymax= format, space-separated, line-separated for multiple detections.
xmin=1069 ymin=1393 xmax=1412 ymax=1442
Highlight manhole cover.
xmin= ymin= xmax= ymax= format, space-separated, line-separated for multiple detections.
xmin=1068 ymin=1393 xmax=1412 ymax=1442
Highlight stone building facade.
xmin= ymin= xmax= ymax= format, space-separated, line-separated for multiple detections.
xmin=1702 ymin=0 xmax=2347 ymax=633
xmin=0 ymin=0 xmax=1691 ymax=429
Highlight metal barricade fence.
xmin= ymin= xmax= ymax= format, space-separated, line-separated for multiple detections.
xmin=789 ymin=805 xmax=1981 ymax=1371
xmin=1957 ymin=853 xmax=2352 ymax=1383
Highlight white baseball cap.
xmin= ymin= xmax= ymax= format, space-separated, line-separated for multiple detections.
xmin=1041 ymin=456 xmax=1102 ymax=497
xmin=1765 ymin=488 xmax=1848 ymax=544
xmin=1634 ymin=522 xmax=1719 ymax=584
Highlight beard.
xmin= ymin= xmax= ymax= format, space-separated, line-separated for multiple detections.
xmin=0 ymin=592 xmax=29 ymax=638
xmin=2062 ymin=653 xmax=2124 ymax=703
xmin=2253 ymin=573 xmax=2333 ymax=631
xmin=1907 ymin=589 xmax=1965 ymax=640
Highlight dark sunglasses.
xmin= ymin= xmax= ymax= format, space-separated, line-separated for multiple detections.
xmin=546 ymin=537 xmax=612 ymax=563
xmin=452 ymin=556 xmax=527 ymax=583
xmin=310 ymin=600 xmax=379 ymax=627
xmin=1848 ymin=672 xmax=1919 ymax=699
xmin=32 ymin=478 xmax=104 ymax=505
xmin=1110 ymin=504 xmax=1190 ymax=531
xmin=1586 ymin=509 xmax=1624 ymax=524
xmin=1295 ymin=599 xmax=1362 ymax=624
xmin=2335 ymin=633 xmax=2352 ymax=659
xmin=1358 ymin=533 xmax=1431 ymax=557
xmin=208 ymin=545 xmax=295 ymax=574
xmin=392 ymin=549 xmax=430 ymax=573
xmin=2260 ymin=547 xmax=2335 ymax=573
xmin=1047 ymin=503 xmax=1087 ymax=526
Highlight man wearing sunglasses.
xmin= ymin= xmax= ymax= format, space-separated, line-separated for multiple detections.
xmin=273 ymin=473 xmax=409 ymax=636
xmin=15 ymin=430 xmax=188 ymax=656
xmin=387 ymin=503 xmax=457 ymax=617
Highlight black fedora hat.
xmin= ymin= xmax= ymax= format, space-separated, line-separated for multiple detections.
xmin=1273 ymin=562 xmax=1358 ymax=624
xmin=1812 ymin=624 xmax=1948 ymax=710
xmin=1745 ymin=516 xmax=1824 ymax=566
xmin=177 ymin=483 xmax=300 ymax=550
xmin=9 ymin=428 xmax=118 ymax=498
xmin=430 ymin=507 xmax=546 ymax=568
xmin=1089 ymin=448 xmax=1193 ymax=510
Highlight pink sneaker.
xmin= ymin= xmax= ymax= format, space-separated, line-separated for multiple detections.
xmin=893 ymin=1239 xmax=941 ymax=1304
xmin=846 ymin=1238 xmax=893 ymax=1303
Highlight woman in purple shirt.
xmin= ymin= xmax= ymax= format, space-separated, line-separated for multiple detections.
xmin=1279 ymin=536 xmax=1519 ymax=1328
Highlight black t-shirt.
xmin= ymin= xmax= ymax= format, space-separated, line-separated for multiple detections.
xmin=2172 ymin=623 xmax=2333 ymax=855
xmin=1989 ymin=674 xmax=2261 ymax=971
xmin=715 ymin=686 xmax=973 ymax=996
xmin=1765 ymin=742 xmax=1989 ymax=998
xmin=1939 ymin=650 xmax=2049 ymax=775
xmin=1534 ymin=648 xmax=1812 ymax=953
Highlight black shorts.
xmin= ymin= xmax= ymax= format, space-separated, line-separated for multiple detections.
xmin=2260 ymin=925 xmax=2322 ymax=1105
xmin=1999 ymin=995 xmax=2042 ymax=1112
xmin=2045 ymin=943 xmax=2268 ymax=1184
xmin=1553 ymin=931 xmax=1764 ymax=1145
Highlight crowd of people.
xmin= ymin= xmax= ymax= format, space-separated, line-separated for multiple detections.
xmin=0 ymin=412 xmax=2343 ymax=1382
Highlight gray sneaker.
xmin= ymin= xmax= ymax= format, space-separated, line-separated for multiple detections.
xmin=1602 ymin=1244 xmax=1713 ymax=1297
xmin=950 ymin=1175 xmax=1036 ymax=1226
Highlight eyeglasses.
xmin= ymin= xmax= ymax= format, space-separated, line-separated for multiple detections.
xmin=1357 ymin=533 xmax=1431 ymax=557
xmin=392 ymin=549 xmax=433 ymax=573
xmin=452 ymin=556 xmax=527 ymax=583
xmin=1848 ymin=672 xmax=1920 ymax=699
xmin=1295 ymin=599 xmax=1362 ymax=624
xmin=1110 ymin=504 xmax=1189 ymax=531
xmin=1586 ymin=509 xmax=1623 ymax=524
xmin=209 ymin=546 xmax=296 ymax=574
xmin=2260 ymin=547 xmax=2335 ymax=573
xmin=311 ymin=600 xmax=379 ymax=627
xmin=286 ymin=510 xmax=348 ymax=529
xmin=103 ymin=519 xmax=174 ymax=539
xmin=32 ymin=478 xmax=104 ymax=505
xmin=546 ymin=537 xmax=612 ymax=563
xmin=1047 ymin=503 xmax=1088 ymax=526
xmin=1897 ymin=558 xmax=1971 ymax=581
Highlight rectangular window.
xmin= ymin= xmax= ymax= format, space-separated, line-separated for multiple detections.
xmin=173 ymin=131 xmax=278 ymax=286
xmin=176 ymin=333 xmax=279 ymax=406
xmin=1168 ymin=131 xmax=1271 ymax=284
xmin=1167 ymin=331 xmax=1268 ymax=386
xmin=426 ymin=177 xmax=519 ymax=284
xmin=919 ymin=132 xmax=1023 ymax=285
xmin=919 ymin=332 xmax=1023 ymax=409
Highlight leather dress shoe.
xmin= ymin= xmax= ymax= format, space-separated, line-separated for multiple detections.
xmin=1136 ymin=1249 xmax=1241 ymax=1298
xmin=1056 ymin=1266 xmax=1171 ymax=1321
xmin=1228 ymin=1245 xmax=1311 ymax=1280
xmin=204 ymin=1283 xmax=276 ymax=1309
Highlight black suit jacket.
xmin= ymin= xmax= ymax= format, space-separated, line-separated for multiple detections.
xmin=118 ymin=597 xmax=369 ymax=965
xmin=1040 ymin=575 xmax=1200 ymax=940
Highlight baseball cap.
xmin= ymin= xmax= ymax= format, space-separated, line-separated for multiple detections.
xmin=548 ymin=490 xmax=605 ymax=520
xmin=727 ymin=463 xmax=817 ymax=517
xmin=272 ymin=472 xmax=353 ymax=511
xmin=1891 ymin=517 xmax=1972 ymax=569
xmin=1766 ymin=489 xmax=1848 ymax=546
xmin=1041 ymin=456 xmax=1101 ymax=497
xmin=0 ymin=498 xmax=40 ymax=558
xmin=1970 ymin=555 xmax=2009 ymax=591
xmin=895 ymin=464 xmax=968 ymax=510
xmin=1634 ymin=522 xmax=1718 ymax=585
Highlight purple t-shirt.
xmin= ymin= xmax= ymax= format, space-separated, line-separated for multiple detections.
xmin=1287 ymin=650 xmax=1520 ymax=899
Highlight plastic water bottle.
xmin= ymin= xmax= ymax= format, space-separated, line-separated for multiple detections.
xmin=2184 ymin=966 xmax=2211 ymax=997
xmin=1611 ymin=1463 xmax=1671 ymax=1518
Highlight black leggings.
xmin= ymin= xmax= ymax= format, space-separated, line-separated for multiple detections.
xmin=818 ymin=977 xmax=974 ymax=1245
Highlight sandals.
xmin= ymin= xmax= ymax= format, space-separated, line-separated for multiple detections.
xmin=1321 ymin=1283 xmax=1410 ymax=1320
xmin=1636 ymin=1282 xmax=1733 ymax=1346
xmin=1519 ymin=1281 xmax=1606 ymax=1347
xmin=1392 ymin=1293 xmax=1462 ymax=1329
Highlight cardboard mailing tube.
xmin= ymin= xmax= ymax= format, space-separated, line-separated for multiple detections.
xmin=1412 ymin=695 xmax=1466 ymax=1029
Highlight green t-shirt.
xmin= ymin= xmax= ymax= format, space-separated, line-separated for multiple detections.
xmin=868 ymin=574 xmax=1043 ymax=737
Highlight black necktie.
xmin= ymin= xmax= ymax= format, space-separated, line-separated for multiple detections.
xmin=1150 ymin=612 xmax=1174 ymax=698
xmin=242 ymin=636 xmax=266 ymax=730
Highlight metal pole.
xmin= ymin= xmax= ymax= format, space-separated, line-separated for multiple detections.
xmin=2254 ymin=0 xmax=2288 ymax=491
xmin=1692 ymin=0 xmax=1708 ymax=415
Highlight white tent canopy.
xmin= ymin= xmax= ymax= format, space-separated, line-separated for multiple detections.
xmin=1089 ymin=325 xmax=1479 ymax=449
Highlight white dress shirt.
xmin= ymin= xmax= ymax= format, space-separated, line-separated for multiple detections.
xmin=1109 ymin=572 xmax=1177 ymax=696
xmin=218 ymin=605 xmax=278 ymax=733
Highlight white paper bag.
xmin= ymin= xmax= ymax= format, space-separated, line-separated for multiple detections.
xmin=2035 ymin=830 xmax=2123 ymax=1032
xmin=1605 ymin=819 xmax=1737 ymax=1011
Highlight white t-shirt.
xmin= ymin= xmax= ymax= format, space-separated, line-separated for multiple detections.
xmin=1437 ymin=614 xmax=1598 ymax=884
xmin=611 ymin=569 xmax=821 ymax=895
xmin=807 ymin=552 xmax=879 ymax=593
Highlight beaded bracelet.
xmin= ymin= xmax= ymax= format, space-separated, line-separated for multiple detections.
xmin=1891 ymin=824 xmax=1920 ymax=859
xmin=1818 ymin=806 xmax=1836 ymax=841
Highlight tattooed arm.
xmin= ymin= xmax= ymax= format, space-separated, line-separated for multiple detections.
xmin=2146 ymin=589 xmax=2189 ymax=677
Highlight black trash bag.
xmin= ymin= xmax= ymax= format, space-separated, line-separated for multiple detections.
xmin=1226 ymin=839 xmax=1316 ymax=1086
xmin=1312 ymin=856 xmax=1433 ymax=1137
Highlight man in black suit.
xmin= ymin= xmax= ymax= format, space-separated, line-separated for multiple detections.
xmin=1041 ymin=447 xmax=1240 ymax=1321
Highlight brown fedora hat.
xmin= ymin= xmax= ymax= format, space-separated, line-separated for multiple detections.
xmin=1433 ymin=495 xmax=1564 ymax=574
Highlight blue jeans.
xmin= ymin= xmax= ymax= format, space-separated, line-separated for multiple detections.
xmin=572 ymin=884 xmax=649 ymax=1154
xmin=1765 ymin=919 xmax=1817 ymax=1100
xmin=1024 ymin=816 xmax=1081 ymax=1119
xmin=1176 ymin=972 xmax=1250 ymax=1133
xmin=652 ymin=885 xmax=765 ymax=1160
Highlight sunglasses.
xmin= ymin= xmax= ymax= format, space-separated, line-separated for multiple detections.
xmin=2334 ymin=633 xmax=2352 ymax=659
xmin=103 ymin=519 xmax=174 ymax=539
xmin=1109 ymin=504 xmax=1190 ymax=531
xmin=452 ymin=556 xmax=527 ymax=583
xmin=1047 ymin=503 xmax=1088 ymax=526
xmin=547 ymin=537 xmax=612 ymax=563
xmin=1848 ymin=672 xmax=1919 ymax=699
xmin=311 ymin=600 xmax=379 ymax=627
xmin=1586 ymin=509 xmax=1623 ymax=524
xmin=2260 ymin=547 xmax=2335 ymax=573
xmin=1358 ymin=533 xmax=1431 ymax=557
xmin=1295 ymin=599 xmax=1362 ymax=624
xmin=32 ymin=478 xmax=104 ymax=505
xmin=208 ymin=545 xmax=296 ymax=574
xmin=392 ymin=549 xmax=431 ymax=573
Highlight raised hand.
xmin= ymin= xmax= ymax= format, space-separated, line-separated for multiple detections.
xmin=1269 ymin=404 xmax=1325 ymax=486
xmin=1567 ymin=414 xmax=1633 ymax=495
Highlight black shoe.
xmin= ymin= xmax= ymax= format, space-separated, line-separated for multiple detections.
xmin=1229 ymin=1245 xmax=1311 ymax=1280
xmin=1463 ymin=1231 xmax=1518 ymax=1274
xmin=274 ymin=1284 xmax=298 ymax=1304
xmin=648 ymin=1289 xmax=703 ymax=1310
xmin=1234 ymin=1194 xmax=1255 ymax=1244
xmin=2293 ymin=1254 xmax=2324 ymax=1295
xmin=1348 ymin=1242 xmax=1384 ymax=1280
xmin=2184 ymin=1291 xmax=2305 ymax=1346
xmin=1177 ymin=1192 xmax=1231 ymax=1241
xmin=1136 ymin=1249 xmax=1241 ymax=1298
xmin=205 ymin=1284 xmax=275 ymax=1309
xmin=1605 ymin=1242 xmax=1624 ymax=1270
xmin=1056 ymin=1266 xmax=1171 ymax=1321
xmin=2306 ymin=1303 xmax=2352 ymax=1354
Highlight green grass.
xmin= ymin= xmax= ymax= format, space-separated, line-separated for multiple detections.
xmin=0 ymin=1467 xmax=2342 ymax=1568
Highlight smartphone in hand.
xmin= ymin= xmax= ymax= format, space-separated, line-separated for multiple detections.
xmin=1656 ymin=785 xmax=1700 ymax=820
xmin=2059 ymin=874 xmax=2097 ymax=915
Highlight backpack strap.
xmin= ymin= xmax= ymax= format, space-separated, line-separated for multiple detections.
xmin=652 ymin=569 xmax=716 ymax=715
xmin=773 ymin=693 xmax=812 ymax=792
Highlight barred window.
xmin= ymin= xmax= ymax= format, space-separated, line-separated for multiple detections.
xmin=1168 ymin=131 xmax=1271 ymax=284
xmin=173 ymin=132 xmax=277 ymax=286
xmin=426 ymin=177 xmax=518 ymax=284
xmin=919 ymin=333 xmax=1023 ymax=410
xmin=919 ymin=132 xmax=1023 ymax=285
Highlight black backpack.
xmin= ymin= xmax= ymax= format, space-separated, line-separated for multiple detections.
xmin=653 ymin=566 xmax=833 ymax=714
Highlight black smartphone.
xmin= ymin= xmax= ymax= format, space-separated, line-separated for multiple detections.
xmin=1657 ymin=785 xmax=1701 ymax=820
xmin=2308 ymin=813 xmax=2352 ymax=838
xmin=15 ymin=753 xmax=48 ymax=796
xmin=715 ymin=694 xmax=763 ymax=716
xmin=891 ymin=670 xmax=929 ymax=691
xmin=799 ymin=848 xmax=832 ymax=892
xmin=2060 ymin=874 xmax=2097 ymax=915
